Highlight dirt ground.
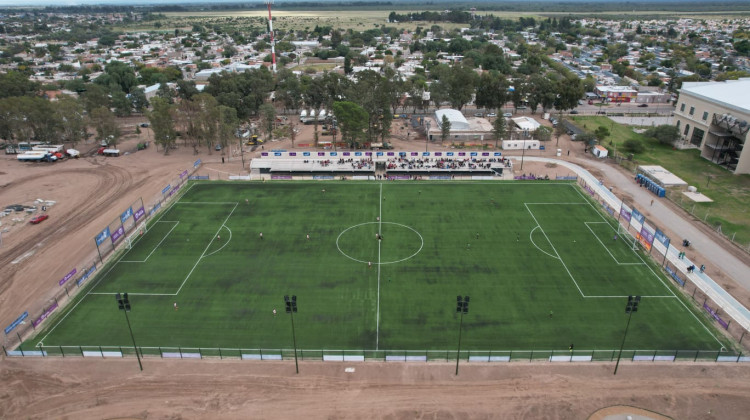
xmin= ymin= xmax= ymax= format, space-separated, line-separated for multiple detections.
xmin=1 ymin=116 xmax=750 ymax=419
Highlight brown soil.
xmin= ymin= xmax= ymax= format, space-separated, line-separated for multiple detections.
xmin=1 ymin=116 xmax=749 ymax=419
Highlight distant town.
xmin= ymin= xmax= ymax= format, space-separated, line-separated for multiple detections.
xmin=0 ymin=7 xmax=749 ymax=171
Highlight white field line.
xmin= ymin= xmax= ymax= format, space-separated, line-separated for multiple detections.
xmin=573 ymin=184 xmax=724 ymax=347
xmin=583 ymin=222 xmax=645 ymax=266
xmin=120 ymin=221 xmax=179 ymax=263
xmin=524 ymin=203 xmax=585 ymax=297
xmin=37 ymin=183 xmax=201 ymax=345
xmin=204 ymin=225 xmax=232 ymax=257
xmin=376 ymin=183 xmax=382 ymax=351
xmin=529 ymin=226 xmax=559 ymax=260
xmin=175 ymin=202 xmax=239 ymax=295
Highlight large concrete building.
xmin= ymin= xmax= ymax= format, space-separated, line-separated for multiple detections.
xmin=674 ymin=79 xmax=750 ymax=174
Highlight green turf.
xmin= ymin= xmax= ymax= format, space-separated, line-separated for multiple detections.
xmin=28 ymin=181 xmax=730 ymax=352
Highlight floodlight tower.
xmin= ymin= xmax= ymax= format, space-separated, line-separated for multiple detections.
xmin=266 ymin=0 xmax=277 ymax=74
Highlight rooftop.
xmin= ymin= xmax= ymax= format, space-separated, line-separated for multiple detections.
xmin=681 ymin=79 xmax=750 ymax=114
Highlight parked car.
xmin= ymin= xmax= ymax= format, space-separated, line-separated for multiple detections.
xmin=140 ymin=123 xmax=150 ymax=127
xmin=570 ymin=110 xmax=579 ymax=114
xmin=638 ymin=103 xmax=649 ymax=108
xmin=487 ymin=113 xmax=497 ymax=117
xmin=215 ymin=144 xmax=222 ymax=151
xmin=503 ymin=113 xmax=513 ymax=118
xmin=474 ymin=112 xmax=484 ymax=117
xmin=29 ymin=214 xmax=49 ymax=224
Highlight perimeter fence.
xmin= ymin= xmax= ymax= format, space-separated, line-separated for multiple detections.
xmin=2 ymin=159 xmax=206 ymax=352
xmin=575 ymin=174 xmax=750 ymax=351
xmin=4 ymin=345 xmax=749 ymax=364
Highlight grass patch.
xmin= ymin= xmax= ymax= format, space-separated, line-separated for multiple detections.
xmin=572 ymin=116 xmax=750 ymax=246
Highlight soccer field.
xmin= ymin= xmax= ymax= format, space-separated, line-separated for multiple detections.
xmin=30 ymin=181 xmax=728 ymax=354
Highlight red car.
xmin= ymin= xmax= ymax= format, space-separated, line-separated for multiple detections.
xmin=29 ymin=214 xmax=49 ymax=224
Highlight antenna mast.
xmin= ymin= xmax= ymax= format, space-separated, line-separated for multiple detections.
xmin=266 ymin=0 xmax=277 ymax=73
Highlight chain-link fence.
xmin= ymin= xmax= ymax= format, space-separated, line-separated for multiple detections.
xmin=3 ymin=160 xmax=203 ymax=352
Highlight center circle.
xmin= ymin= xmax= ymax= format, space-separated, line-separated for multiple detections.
xmin=336 ymin=222 xmax=424 ymax=265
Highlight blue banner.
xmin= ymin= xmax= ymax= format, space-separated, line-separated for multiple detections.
xmin=493 ymin=152 xmax=502 ymax=156
xmin=665 ymin=265 xmax=685 ymax=287
xmin=149 ymin=202 xmax=161 ymax=216
xmin=193 ymin=158 xmax=201 ymax=167
xmin=120 ymin=207 xmax=133 ymax=224
xmin=188 ymin=175 xmax=210 ymax=180
xmin=354 ymin=152 xmax=362 ymax=156
xmin=654 ymin=229 xmax=670 ymax=248
xmin=4 ymin=311 xmax=28 ymax=335
xmin=77 ymin=264 xmax=97 ymax=287
xmin=161 ymin=184 xmax=171 ymax=195
xmin=470 ymin=152 xmax=478 ymax=156
xmin=631 ymin=208 xmax=645 ymax=224
xmin=446 ymin=152 xmax=454 ymax=156
xmin=330 ymin=152 xmax=338 ymax=156
xmin=303 ymin=152 xmax=310 ymax=156
xmin=95 ymin=227 xmax=110 ymax=246
xmin=274 ymin=152 xmax=282 ymax=156
xmin=313 ymin=175 xmax=335 ymax=180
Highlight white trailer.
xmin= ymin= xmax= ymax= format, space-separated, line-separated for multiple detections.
xmin=32 ymin=144 xmax=64 ymax=153
xmin=18 ymin=151 xmax=56 ymax=162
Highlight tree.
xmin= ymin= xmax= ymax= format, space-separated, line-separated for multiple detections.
xmin=55 ymin=96 xmax=87 ymax=146
xmin=554 ymin=116 xmax=566 ymax=146
xmin=130 ymin=87 xmax=149 ymax=113
xmin=112 ymin=90 xmax=131 ymax=117
xmin=534 ymin=126 xmax=551 ymax=142
xmin=80 ymin=83 xmax=110 ymax=114
xmin=0 ymin=71 xmax=39 ymax=98
xmin=492 ymin=115 xmax=507 ymax=148
xmin=95 ymin=60 xmax=137 ymax=94
xmin=260 ymin=103 xmax=276 ymax=142
xmin=644 ymin=125 xmax=680 ymax=145
xmin=148 ymin=97 xmax=177 ymax=154
xmin=332 ymin=101 xmax=368 ymax=149
xmin=89 ymin=106 xmax=120 ymax=146
xmin=622 ymin=138 xmax=645 ymax=154
xmin=440 ymin=114 xmax=451 ymax=144
xmin=594 ymin=126 xmax=610 ymax=144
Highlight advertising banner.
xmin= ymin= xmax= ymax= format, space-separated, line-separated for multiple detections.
xmin=704 ymin=302 xmax=729 ymax=329
xmin=4 ymin=311 xmax=28 ymax=335
xmin=120 ymin=207 xmax=133 ymax=224
xmin=665 ymin=265 xmax=685 ymax=287
xmin=95 ymin=227 xmax=110 ymax=246
xmin=632 ymin=208 xmax=645 ymax=224
xmin=161 ymin=184 xmax=171 ymax=195
xmin=32 ymin=302 xmax=59 ymax=328
xmin=179 ymin=170 xmax=188 ymax=178
xmin=193 ymin=158 xmax=201 ymax=167
xmin=188 ymin=176 xmax=209 ymax=180
xmin=637 ymin=224 xmax=655 ymax=251
xmin=59 ymin=268 xmax=77 ymax=286
xmin=110 ymin=226 xmax=125 ymax=244
xmin=77 ymin=263 xmax=97 ymax=286
xmin=133 ymin=206 xmax=145 ymax=222
xmin=619 ymin=204 xmax=632 ymax=222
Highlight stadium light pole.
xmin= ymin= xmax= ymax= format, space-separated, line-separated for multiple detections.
xmin=614 ymin=295 xmax=640 ymax=375
xmin=455 ymin=295 xmax=469 ymax=375
xmin=425 ymin=121 xmax=431 ymax=152
xmin=284 ymin=295 xmax=299 ymax=374
xmin=115 ymin=293 xmax=143 ymax=371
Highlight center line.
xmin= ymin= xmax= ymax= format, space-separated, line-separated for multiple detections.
xmin=376 ymin=183 xmax=382 ymax=351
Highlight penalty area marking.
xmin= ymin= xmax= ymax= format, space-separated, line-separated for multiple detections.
xmin=120 ymin=221 xmax=179 ymax=263
xmin=336 ymin=221 xmax=424 ymax=265
xmin=204 ymin=225 xmax=232 ymax=257
xmin=529 ymin=226 xmax=559 ymax=260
